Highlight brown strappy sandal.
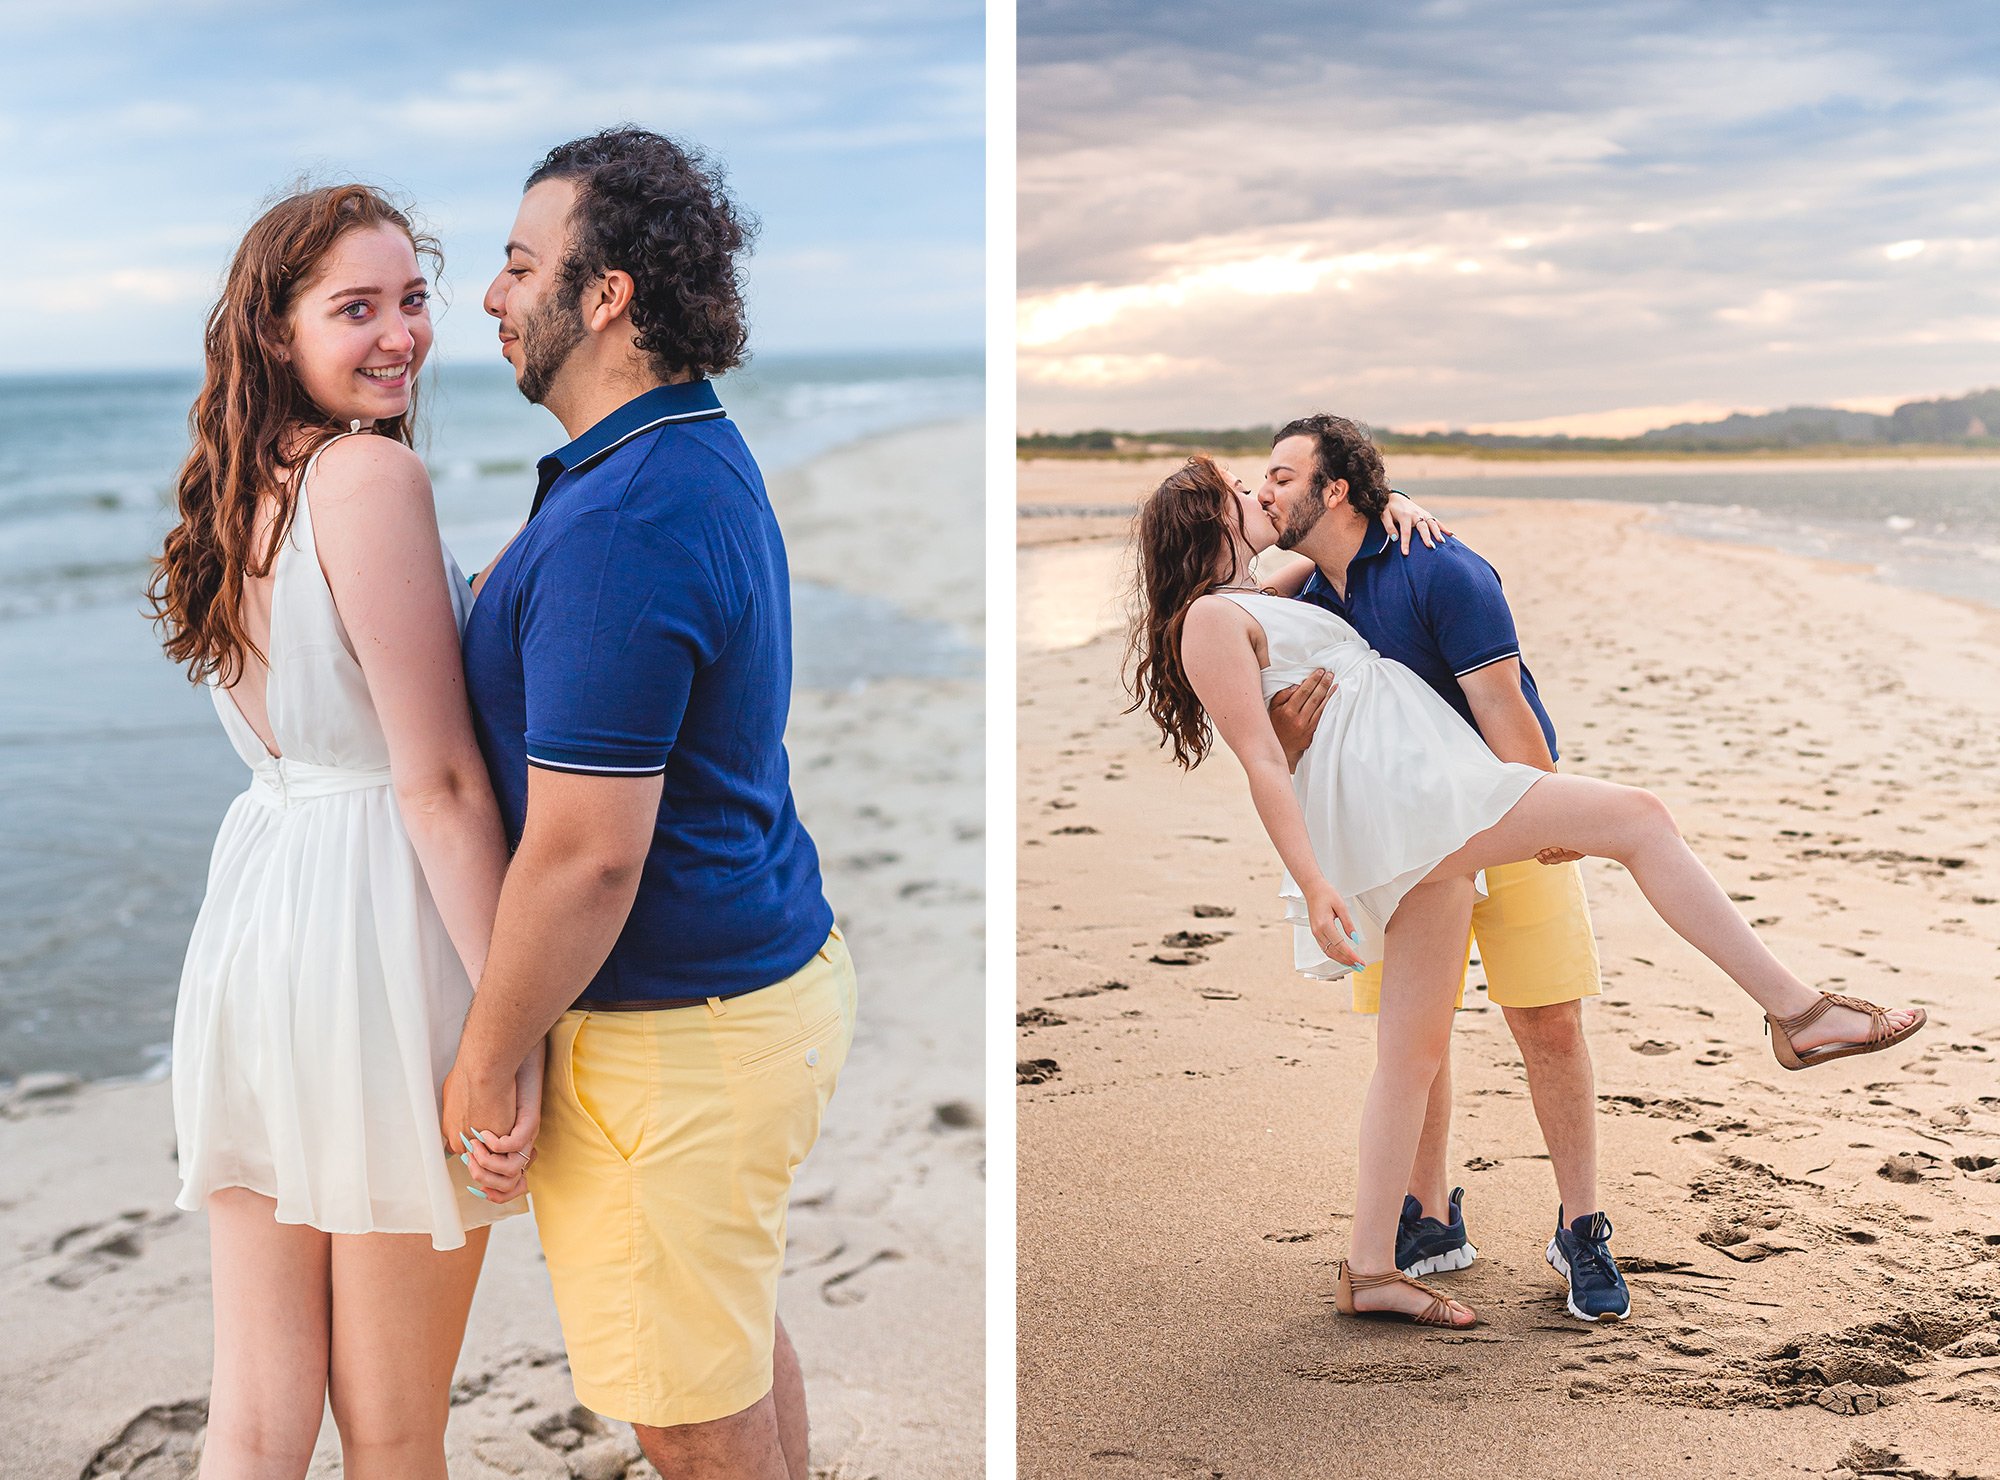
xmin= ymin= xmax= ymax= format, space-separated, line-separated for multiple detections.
xmin=1334 ymin=1261 xmax=1477 ymax=1328
xmin=1765 ymin=991 xmax=1927 ymax=1071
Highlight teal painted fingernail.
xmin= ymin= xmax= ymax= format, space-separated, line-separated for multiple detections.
xmin=458 ymin=1133 xmax=473 ymax=1154
xmin=459 ymin=1152 xmax=470 ymax=1167
xmin=468 ymin=1187 xmax=488 ymax=1200
xmin=469 ymin=1128 xmax=491 ymax=1145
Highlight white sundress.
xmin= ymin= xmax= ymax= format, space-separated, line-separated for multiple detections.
xmin=171 ymin=433 xmax=517 ymax=1249
xmin=1218 ymin=592 xmax=1547 ymax=980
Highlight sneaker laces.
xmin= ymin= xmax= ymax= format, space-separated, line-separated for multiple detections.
xmin=1570 ymin=1218 xmax=1620 ymax=1285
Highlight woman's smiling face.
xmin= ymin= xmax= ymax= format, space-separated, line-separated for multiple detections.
xmin=285 ymin=222 xmax=433 ymax=428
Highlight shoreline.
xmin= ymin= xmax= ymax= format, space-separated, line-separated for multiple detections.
xmin=1017 ymin=489 xmax=2000 ymax=1478
xmin=1016 ymin=453 xmax=2000 ymax=621
xmin=0 ymin=416 xmax=985 ymax=1478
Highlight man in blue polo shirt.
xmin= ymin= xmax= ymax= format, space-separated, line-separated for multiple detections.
xmin=440 ymin=129 xmax=854 ymax=1478
xmin=1259 ymin=413 xmax=1629 ymax=1324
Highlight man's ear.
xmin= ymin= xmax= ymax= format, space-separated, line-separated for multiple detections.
xmin=584 ymin=269 xmax=637 ymax=333
xmin=1324 ymin=476 xmax=1350 ymax=511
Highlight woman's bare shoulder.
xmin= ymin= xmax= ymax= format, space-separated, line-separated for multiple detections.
xmin=308 ymin=433 xmax=431 ymax=508
xmin=1182 ymin=593 xmax=1265 ymax=657
xmin=1185 ymin=590 xmax=1259 ymax=627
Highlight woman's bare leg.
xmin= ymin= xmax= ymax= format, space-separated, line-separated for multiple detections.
xmin=1427 ymin=776 xmax=1916 ymax=1052
xmin=326 ymin=1227 xmax=489 ymax=1480
xmin=200 ymin=1189 xmax=330 ymax=1479
xmin=1347 ymin=875 xmax=1477 ymax=1322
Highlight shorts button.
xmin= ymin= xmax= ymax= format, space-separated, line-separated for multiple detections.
xmin=805 ymin=1048 xmax=820 ymax=1067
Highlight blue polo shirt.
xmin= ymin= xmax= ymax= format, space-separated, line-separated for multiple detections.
xmin=1297 ymin=520 xmax=1561 ymax=761
xmin=462 ymin=380 xmax=833 ymax=1002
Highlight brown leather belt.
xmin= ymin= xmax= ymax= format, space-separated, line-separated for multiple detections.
xmin=576 ymin=996 xmax=715 ymax=1013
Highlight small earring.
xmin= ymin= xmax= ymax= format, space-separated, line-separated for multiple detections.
xmin=349 ymin=419 xmax=362 ymax=433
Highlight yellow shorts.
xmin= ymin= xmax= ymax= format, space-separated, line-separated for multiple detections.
xmin=528 ymin=927 xmax=856 ymax=1428
xmin=1350 ymin=859 xmax=1600 ymax=1014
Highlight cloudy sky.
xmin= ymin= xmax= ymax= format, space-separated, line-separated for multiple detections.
xmin=1019 ymin=0 xmax=2000 ymax=435
xmin=3 ymin=0 xmax=981 ymax=373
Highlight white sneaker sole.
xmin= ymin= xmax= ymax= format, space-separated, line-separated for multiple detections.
xmin=1401 ymin=1240 xmax=1478 ymax=1278
xmin=1545 ymin=1236 xmax=1631 ymax=1322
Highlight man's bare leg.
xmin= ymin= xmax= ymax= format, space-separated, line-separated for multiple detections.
xmin=631 ymin=1318 xmax=805 ymax=1480
xmin=1406 ymin=1039 xmax=1454 ymax=1220
xmin=772 ymin=1317 xmax=807 ymax=1480
xmin=1504 ymin=999 xmax=1599 ymax=1219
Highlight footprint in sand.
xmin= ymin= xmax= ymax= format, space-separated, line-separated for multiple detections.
xmin=1082 ymin=1449 xmax=1224 ymax=1479
xmin=47 ymin=1210 xmax=177 ymax=1291
xmin=932 ymin=1100 xmax=982 ymax=1132
xmin=820 ymin=1248 xmax=906 ymax=1307
xmin=1698 ymin=1209 xmax=1797 ymax=1262
xmin=1952 ymin=1154 xmax=2000 ymax=1180
xmin=1054 ymin=980 xmax=1128 ymax=1000
xmin=82 ymin=1401 xmax=207 ymax=1478
xmin=1878 ymin=1151 xmax=1941 ymax=1183
xmin=527 ymin=1403 xmax=642 ymax=1479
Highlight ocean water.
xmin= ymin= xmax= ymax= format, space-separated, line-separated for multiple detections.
xmin=1018 ymin=459 xmax=2000 ymax=656
xmin=0 ymin=354 xmax=980 ymax=1086
xmin=1400 ymin=464 xmax=2000 ymax=611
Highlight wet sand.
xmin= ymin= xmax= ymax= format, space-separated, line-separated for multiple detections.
xmin=1018 ymin=455 xmax=2000 ymax=1479
xmin=0 ymin=418 xmax=985 ymax=1479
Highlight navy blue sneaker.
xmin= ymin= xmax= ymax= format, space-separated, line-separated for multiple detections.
xmin=1396 ymin=1186 xmax=1478 ymax=1277
xmin=1546 ymin=1207 xmax=1631 ymax=1322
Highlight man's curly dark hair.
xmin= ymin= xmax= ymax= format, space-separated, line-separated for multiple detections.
xmin=1273 ymin=413 xmax=1391 ymax=518
xmin=527 ymin=126 xmax=758 ymax=380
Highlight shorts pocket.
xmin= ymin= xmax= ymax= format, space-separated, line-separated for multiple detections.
xmin=737 ymin=1007 xmax=844 ymax=1071
xmin=566 ymin=1016 xmax=644 ymax=1163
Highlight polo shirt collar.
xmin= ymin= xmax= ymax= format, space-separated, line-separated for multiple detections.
xmin=532 ymin=380 xmax=726 ymax=515
xmin=1353 ymin=518 xmax=1394 ymax=563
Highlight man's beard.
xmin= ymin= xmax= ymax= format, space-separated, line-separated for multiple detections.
xmin=1275 ymin=484 xmax=1325 ymax=549
xmin=514 ymin=288 xmax=587 ymax=406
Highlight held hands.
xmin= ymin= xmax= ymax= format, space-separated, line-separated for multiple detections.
xmin=1381 ymin=491 xmax=1451 ymax=554
xmin=1305 ymin=882 xmax=1367 ymax=971
xmin=1268 ymin=669 xmax=1336 ymax=771
xmin=440 ymin=1041 xmax=544 ymax=1204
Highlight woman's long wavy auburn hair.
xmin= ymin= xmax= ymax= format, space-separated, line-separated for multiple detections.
xmin=148 ymin=185 xmax=439 ymax=685
xmin=1124 ymin=453 xmax=1259 ymax=770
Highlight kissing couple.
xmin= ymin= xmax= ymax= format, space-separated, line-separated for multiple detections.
xmin=151 ymin=128 xmax=853 ymax=1478
xmin=1125 ymin=414 xmax=1926 ymax=1328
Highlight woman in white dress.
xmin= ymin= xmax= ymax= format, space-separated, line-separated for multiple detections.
xmin=149 ymin=185 xmax=539 ymax=1478
xmin=1125 ymin=454 xmax=1927 ymax=1329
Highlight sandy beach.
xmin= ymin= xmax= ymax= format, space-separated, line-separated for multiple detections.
xmin=0 ymin=417 xmax=985 ymax=1480
xmin=1017 ymin=455 xmax=2000 ymax=1479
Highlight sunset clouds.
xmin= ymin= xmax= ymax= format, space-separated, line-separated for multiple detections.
xmin=1019 ymin=0 xmax=2000 ymax=433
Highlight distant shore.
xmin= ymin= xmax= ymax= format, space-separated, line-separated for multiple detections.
xmin=1020 ymin=445 xmax=2000 ymax=475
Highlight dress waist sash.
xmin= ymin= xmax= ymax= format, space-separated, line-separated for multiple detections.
xmin=246 ymin=757 xmax=394 ymax=808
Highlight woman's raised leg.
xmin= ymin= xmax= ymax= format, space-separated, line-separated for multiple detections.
xmin=325 ymin=1227 xmax=490 ymax=1480
xmin=1345 ymin=875 xmax=1478 ymax=1323
xmin=200 ymin=1189 xmax=331 ymax=1479
xmin=1427 ymin=775 xmax=1918 ymax=1054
